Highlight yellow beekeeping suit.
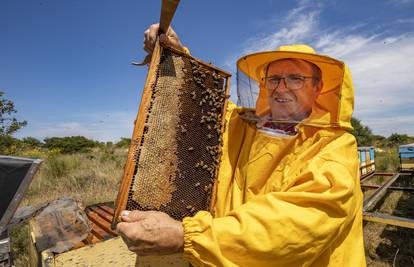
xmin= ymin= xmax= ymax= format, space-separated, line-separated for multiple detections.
xmin=182 ymin=45 xmax=366 ymax=267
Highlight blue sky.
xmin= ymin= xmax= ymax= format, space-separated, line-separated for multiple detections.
xmin=2 ymin=0 xmax=414 ymax=141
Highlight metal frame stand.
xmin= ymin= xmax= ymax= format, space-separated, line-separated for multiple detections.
xmin=0 ymin=231 xmax=12 ymax=267
xmin=361 ymin=171 xmax=414 ymax=229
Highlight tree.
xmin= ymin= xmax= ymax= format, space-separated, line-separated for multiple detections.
xmin=387 ymin=133 xmax=414 ymax=147
xmin=0 ymin=91 xmax=27 ymax=136
xmin=22 ymin=137 xmax=42 ymax=148
xmin=0 ymin=135 xmax=19 ymax=154
xmin=351 ymin=117 xmax=373 ymax=146
xmin=372 ymin=134 xmax=386 ymax=147
xmin=43 ymin=136 xmax=99 ymax=154
xmin=116 ymin=137 xmax=131 ymax=148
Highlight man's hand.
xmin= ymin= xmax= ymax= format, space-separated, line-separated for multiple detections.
xmin=143 ymin=23 xmax=184 ymax=53
xmin=116 ymin=210 xmax=184 ymax=256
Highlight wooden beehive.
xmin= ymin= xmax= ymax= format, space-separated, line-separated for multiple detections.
xmin=113 ymin=42 xmax=231 ymax=224
xmin=400 ymin=143 xmax=414 ymax=172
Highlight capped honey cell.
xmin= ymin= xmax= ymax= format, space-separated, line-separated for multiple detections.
xmin=114 ymin=45 xmax=231 ymax=223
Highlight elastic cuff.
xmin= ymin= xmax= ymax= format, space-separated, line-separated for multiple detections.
xmin=182 ymin=216 xmax=201 ymax=266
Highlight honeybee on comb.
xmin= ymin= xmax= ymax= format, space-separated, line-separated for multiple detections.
xmin=113 ymin=43 xmax=231 ymax=225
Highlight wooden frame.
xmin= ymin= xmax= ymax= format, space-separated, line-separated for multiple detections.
xmin=112 ymin=42 xmax=231 ymax=227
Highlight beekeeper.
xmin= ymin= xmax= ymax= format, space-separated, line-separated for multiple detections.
xmin=117 ymin=24 xmax=366 ymax=266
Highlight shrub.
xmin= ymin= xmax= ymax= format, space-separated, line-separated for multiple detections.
xmin=43 ymin=136 xmax=99 ymax=154
xmin=21 ymin=137 xmax=42 ymax=148
xmin=10 ymin=225 xmax=30 ymax=266
xmin=0 ymin=135 xmax=19 ymax=154
xmin=46 ymin=156 xmax=70 ymax=178
xmin=116 ymin=137 xmax=131 ymax=148
xmin=387 ymin=133 xmax=414 ymax=147
xmin=375 ymin=148 xmax=400 ymax=172
xmin=14 ymin=147 xmax=49 ymax=159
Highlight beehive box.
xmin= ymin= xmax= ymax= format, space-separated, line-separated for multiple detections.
xmin=29 ymin=202 xmax=187 ymax=267
xmin=113 ymin=42 xmax=231 ymax=224
xmin=358 ymin=146 xmax=375 ymax=178
xmin=400 ymin=143 xmax=414 ymax=171
xmin=27 ymin=202 xmax=136 ymax=267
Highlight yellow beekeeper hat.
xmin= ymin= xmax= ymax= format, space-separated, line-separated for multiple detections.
xmin=236 ymin=44 xmax=345 ymax=116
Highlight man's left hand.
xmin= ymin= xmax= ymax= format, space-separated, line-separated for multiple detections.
xmin=116 ymin=210 xmax=184 ymax=256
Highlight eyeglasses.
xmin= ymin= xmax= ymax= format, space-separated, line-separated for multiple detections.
xmin=263 ymin=75 xmax=317 ymax=91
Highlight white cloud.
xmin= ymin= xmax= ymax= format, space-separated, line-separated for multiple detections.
xmin=316 ymin=34 xmax=380 ymax=58
xmin=396 ymin=18 xmax=414 ymax=24
xmin=15 ymin=111 xmax=135 ymax=142
xmin=225 ymin=0 xmax=321 ymax=70
xmin=364 ymin=114 xmax=414 ymax=136
xmin=224 ymin=0 xmax=414 ymax=137
xmin=339 ymin=36 xmax=414 ymax=118
xmin=388 ymin=0 xmax=414 ymax=6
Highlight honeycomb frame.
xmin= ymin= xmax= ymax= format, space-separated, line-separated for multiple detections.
xmin=112 ymin=41 xmax=231 ymax=226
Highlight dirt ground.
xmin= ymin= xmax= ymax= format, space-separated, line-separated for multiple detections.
xmin=363 ymin=174 xmax=414 ymax=266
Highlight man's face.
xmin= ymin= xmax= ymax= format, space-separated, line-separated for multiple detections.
xmin=265 ymin=59 xmax=322 ymax=122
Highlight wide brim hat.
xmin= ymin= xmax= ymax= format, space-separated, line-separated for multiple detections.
xmin=237 ymin=44 xmax=345 ymax=95
xmin=236 ymin=44 xmax=346 ymax=117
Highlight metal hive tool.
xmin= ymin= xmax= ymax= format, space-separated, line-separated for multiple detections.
xmin=113 ymin=43 xmax=231 ymax=225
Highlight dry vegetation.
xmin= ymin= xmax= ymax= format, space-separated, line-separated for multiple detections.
xmin=16 ymin=147 xmax=127 ymax=206
xmin=10 ymin=146 xmax=127 ymax=266
xmin=363 ymin=150 xmax=414 ymax=266
xmin=8 ymin=146 xmax=414 ymax=266
xmin=364 ymin=190 xmax=414 ymax=266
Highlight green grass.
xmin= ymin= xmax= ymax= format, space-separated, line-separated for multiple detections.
xmin=375 ymin=147 xmax=400 ymax=172
xmin=10 ymin=225 xmax=30 ymax=267
xmin=18 ymin=147 xmax=127 ymax=207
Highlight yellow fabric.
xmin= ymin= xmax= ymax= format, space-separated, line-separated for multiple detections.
xmin=183 ymin=47 xmax=191 ymax=55
xmin=182 ymin=45 xmax=365 ymax=266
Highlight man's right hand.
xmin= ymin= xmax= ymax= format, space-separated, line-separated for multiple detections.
xmin=143 ymin=23 xmax=184 ymax=53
